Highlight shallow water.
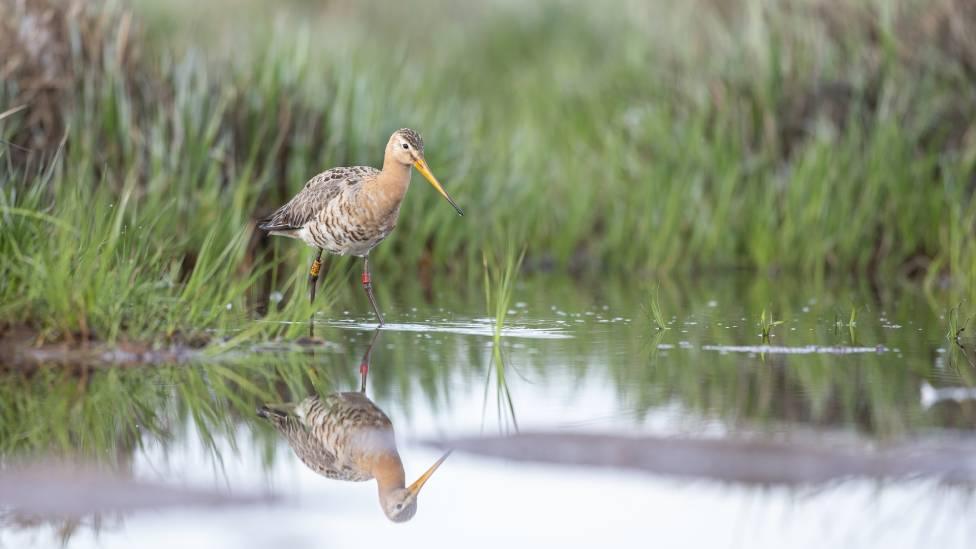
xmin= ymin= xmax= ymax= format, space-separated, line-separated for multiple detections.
xmin=2 ymin=276 xmax=975 ymax=548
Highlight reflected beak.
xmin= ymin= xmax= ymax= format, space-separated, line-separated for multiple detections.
xmin=414 ymin=158 xmax=464 ymax=216
xmin=406 ymin=450 xmax=453 ymax=497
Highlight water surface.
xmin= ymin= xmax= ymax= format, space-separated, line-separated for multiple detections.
xmin=2 ymin=276 xmax=974 ymax=548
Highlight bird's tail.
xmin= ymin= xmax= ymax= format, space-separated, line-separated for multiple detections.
xmin=257 ymin=402 xmax=297 ymax=422
xmin=256 ymin=208 xmax=299 ymax=233
xmin=255 ymin=216 xmax=278 ymax=232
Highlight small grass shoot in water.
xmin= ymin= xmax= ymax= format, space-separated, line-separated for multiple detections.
xmin=946 ymin=303 xmax=970 ymax=346
xmin=833 ymin=305 xmax=858 ymax=343
xmin=944 ymin=303 xmax=976 ymax=369
xmin=481 ymin=246 xmax=526 ymax=434
xmin=646 ymin=285 xmax=670 ymax=331
xmin=759 ymin=309 xmax=784 ymax=342
xmin=482 ymin=247 xmax=526 ymax=341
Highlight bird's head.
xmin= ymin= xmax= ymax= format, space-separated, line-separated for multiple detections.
xmin=379 ymin=450 xmax=452 ymax=523
xmin=380 ymin=488 xmax=419 ymax=523
xmin=387 ymin=128 xmax=463 ymax=216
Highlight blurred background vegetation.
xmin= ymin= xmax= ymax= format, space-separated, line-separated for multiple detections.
xmin=1 ymin=0 xmax=975 ymax=342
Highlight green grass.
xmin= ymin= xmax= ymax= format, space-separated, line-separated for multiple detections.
xmin=0 ymin=160 xmax=331 ymax=345
xmin=481 ymin=245 xmax=525 ymax=433
xmin=759 ymin=309 xmax=784 ymax=341
xmin=946 ymin=303 xmax=970 ymax=344
xmin=646 ymin=285 xmax=671 ymax=331
xmin=2 ymin=0 xmax=976 ymax=342
xmin=848 ymin=306 xmax=858 ymax=343
xmin=832 ymin=305 xmax=859 ymax=343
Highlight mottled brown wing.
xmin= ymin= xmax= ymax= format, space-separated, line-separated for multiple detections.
xmin=257 ymin=166 xmax=377 ymax=232
xmin=290 ymin=431 xmax=347 ymax=479
xmin=259 ymin=405 xmax=351 ymax=479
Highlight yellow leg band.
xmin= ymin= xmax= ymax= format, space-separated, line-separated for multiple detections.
xmin=310 ymin=259 xmax=322 ymax=277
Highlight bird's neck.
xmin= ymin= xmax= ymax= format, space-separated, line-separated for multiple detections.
xmin=369 ymin=155 xmax=412 ymax=215
xmin=372 ymin=452 xmax=406 ymax=495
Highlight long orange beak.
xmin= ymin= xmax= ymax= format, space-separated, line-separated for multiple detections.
xmin=406 ymin=450 xmax=453 ymax=497
xmin=414 ymin=158 xmax=464 ymax=216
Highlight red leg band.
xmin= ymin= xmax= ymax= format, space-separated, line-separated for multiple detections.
xmin=362 ymin=272 xmax=371 ymax=285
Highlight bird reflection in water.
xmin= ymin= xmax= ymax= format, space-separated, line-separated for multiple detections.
xmin=258 ymin=329 xmax=450 ymax=522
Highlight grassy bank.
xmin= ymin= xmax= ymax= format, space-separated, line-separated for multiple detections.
xmin=1 ymin=0 xmax=975 ymax=342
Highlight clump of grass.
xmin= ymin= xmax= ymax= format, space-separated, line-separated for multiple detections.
xmin=646 ymin=285 xmax=670 ymax=331
xmin=833 ymin=305 xmax=858 ymax=343
xmin=482 ymin=245 xmax=526 ymax=341
xmin=848 ymin=306 xmax=858 ymax=343
xmin=946 ymin=303 xmax=971 ymax=345
xmin=759 ymin=309 xmax=784 ymax=341
xmin=0 ymin=0 xmax=339 ymax=345
xmin=481 ymin=245 xmax=525 ymax=433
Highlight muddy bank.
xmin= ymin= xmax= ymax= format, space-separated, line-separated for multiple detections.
xmin=0 ymin=325 xmax=200 ymax=370
xmin=0 ymin=324 xmax=337 ymax=370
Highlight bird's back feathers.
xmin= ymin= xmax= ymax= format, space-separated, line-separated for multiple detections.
xmin=257 ymin=166 xmax=378 ymax=232
xmin=257 ymin=393 xmax=396 ymax=482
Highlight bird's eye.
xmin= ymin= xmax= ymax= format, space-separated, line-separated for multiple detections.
xmin=396 ymin=503 xmax=403 ymax=510
xmin=402 ymin=143 xmax=409 ymax=150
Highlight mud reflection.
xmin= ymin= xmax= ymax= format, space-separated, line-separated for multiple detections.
xmin=431 ymin=432 xmax=976 ymax=485
xmin=0 ymin=461 xmax=267 ymax=527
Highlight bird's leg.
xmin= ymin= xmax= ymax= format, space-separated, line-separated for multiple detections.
xmin=362 ymin=255 xmax=384 ymax=326
xmin=308 ymin=248 xmax=324 ymax=305
xmin=359 ymin=328 xmax=381 ymax=393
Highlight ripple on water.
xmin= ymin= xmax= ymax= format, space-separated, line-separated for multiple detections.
xmin=699 ymin=344 xmax=887 ymax=355
xmin=319 ymin=318 xmax=574 ymax=339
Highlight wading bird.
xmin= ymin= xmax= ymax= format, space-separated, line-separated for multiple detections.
xmin=257 ymin=129 xmax=463 ymax=326
xmin=258 ymin=330 xmax=451 ymax=522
